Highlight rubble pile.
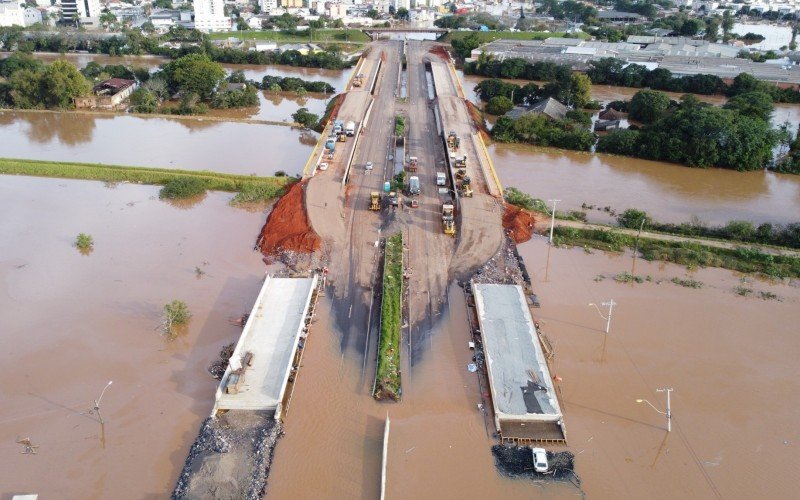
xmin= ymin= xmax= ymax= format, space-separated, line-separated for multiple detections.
xmin=491 ymin=445 xmax=579 ymax=483
xmin=471 ymin=237 xmax=526 ymax=286
xmin=245 ymin=421 xmax=283 ymax=500
xmin=208 ymin=342 xmax=236 ymax=380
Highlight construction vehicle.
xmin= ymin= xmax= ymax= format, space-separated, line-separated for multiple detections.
xmin=345 ymin=121 xmax=356 ymax=136
xmin=337 ymin=132 xmax=347 ymax=142
xmin=408 ymin=156 xmax=418 ymax=172
xmin=388 ymin=191 xmax=399 ymax=206
xmin=325 ymin=138 xmax=336 ymax=151
xmin=454 ymin=154 xmax=467 ymax=169
xmin=447 ymin=131 xmax=460 ymax=151
xmin=353 ymin=73 xmax=364 ymax=87
xmin=369 ymin=192 xmax=381 ymax=211
xmin=442 ymin=202 xmax=456 ymax=235
xmin=455 ymin=168 xmax=467 ymax=180
xmin=461 ymin=175 xmax=473 ymax=198
xmin=334 ymin=120 xmax=344 ymax=135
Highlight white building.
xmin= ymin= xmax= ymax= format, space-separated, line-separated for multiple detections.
xmin=23 ymin=6 xmax=41 ymax=25
xmin=194 ymin=0 xmax=231 ymax=32
xmin=0 ymin=1 xmax=24 ymax=27
xmin=394 ymin=0 xmax=410 ymax=10
xmin=260 ymin=0 xmax=278 ymax=11
xmin=61 ymin=0 xmax=101 ymax=24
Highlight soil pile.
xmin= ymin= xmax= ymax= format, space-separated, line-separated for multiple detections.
xmin=257 ymin=181 xmax=320 ymax=258
xmin=503 ymin=204 xmax=536 ymax=244
xmin=428 ymin=45 xmax=450 ymax=61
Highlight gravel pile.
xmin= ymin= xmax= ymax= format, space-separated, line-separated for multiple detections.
xmin=472 ymin=236 xmax=526 ymax=286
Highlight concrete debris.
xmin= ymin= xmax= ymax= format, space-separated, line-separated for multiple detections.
xmin=492 ymin=445 xmax=580 ymax=484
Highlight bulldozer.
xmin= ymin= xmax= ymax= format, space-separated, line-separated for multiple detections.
xmin=460 ymin=175 xmax=473 ymax=198
xmin=442 ymin=202 xmax=456 ymax=236
xmin=369 ymin=191 xmax=381 ymax=211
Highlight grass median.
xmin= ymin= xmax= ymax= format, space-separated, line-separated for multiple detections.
xmin=552 ymin=226 xmax=800 ymax=279
xmin=0 ymin=158 xmax=293 ymax=203
xmin=374 ymin=232 xmax=403 ymax=401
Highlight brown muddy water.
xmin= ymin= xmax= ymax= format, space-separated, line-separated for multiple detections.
xmin=2 ymin=53 xmax=344 ymax=123
xmin=0 ymin=110 xmax=315 ymax=176
xmin=0 ymin=175 xmax=270 ymax=498
xmin=514 ymin=236 xmax=800 ymax=498
xmin=490 ymin=142 xmax=800 ymax=225
xmin=267 ymin=285 xmax=577 ymax=499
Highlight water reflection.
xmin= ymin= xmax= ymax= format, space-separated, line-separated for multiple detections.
xmin=10 ymin=111 xmax=102 ymax=145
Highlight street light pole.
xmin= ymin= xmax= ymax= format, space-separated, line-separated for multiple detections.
xmin=636 ymin=387 xmax=673 ymax=432
xmin=589 ymin=300 xmax=616 ymax=334
xmin=547 ymin=198 xmax=560 ymax=244
xmin=657 ymin=387 xmax=673 ymax=432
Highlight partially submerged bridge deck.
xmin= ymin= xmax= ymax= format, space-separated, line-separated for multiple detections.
xmin=472 ymin=283 xmax=566 ymax=442
xmin=213 ymin=275 xmax=318 ymax=417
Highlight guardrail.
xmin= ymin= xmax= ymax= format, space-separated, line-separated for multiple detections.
xmin=302 ymin=122 xmax=333 ymax=179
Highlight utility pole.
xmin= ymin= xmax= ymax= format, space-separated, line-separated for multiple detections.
xmin=657 ymin=387 xmax=673 ymax=432
xmin=547 ymin=198 xmax=560 ymax=244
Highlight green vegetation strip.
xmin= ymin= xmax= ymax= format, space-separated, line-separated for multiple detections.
xmin=375 ymin=232 xmax=403 ymax=401
xmin=0 ymin=158 xmax=292 ymax=202
xmin=553 ymin=226 xmax=800 ymax=280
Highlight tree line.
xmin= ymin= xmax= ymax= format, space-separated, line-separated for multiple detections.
xmin=464 ymin=55 xmax=800 ymax=103
xmin=0 ymin=26 xmax=355 ymax=71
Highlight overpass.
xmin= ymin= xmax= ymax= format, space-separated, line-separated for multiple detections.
xmin=362 ymin=27 xmax=449 ymax=40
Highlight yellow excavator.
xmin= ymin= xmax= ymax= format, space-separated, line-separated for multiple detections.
xmin=442 ymin=202 xmax=456 ymax=236
xmin=461 ymin=175 xmax=473 ymax=198
xmin=369 ymin=191 xmax=381 ymax=211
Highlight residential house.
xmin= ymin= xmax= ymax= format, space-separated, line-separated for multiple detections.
xmin=74 ymin=78 xmax=137 ymax=110
xmin=505 ymin=97 xmax=569 ymax=121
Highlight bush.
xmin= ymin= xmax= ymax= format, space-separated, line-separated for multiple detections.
xmin=159 ymin=176 xmax=207 ymax=199
xmin=617 ymin=208 xmax=650 ymax=229
xmin=504 ymin=187 xmax=548 ymax=212
xmin=395 ymin=115 xmax=405 ymax=136
xmin=231 ymin=181 xmax=287 ymax=204
xmin=75 ymin=233 xmax=94 ymax=250
xmin=292 ymin=107 xmax=319 ymax=128
xmin=162 ymin=299 xmax=191 ymax=335
xmin=486 ymin=95 xmax=514 ymax=115
xmin=628 ymin=90 xmax=671 ymax=124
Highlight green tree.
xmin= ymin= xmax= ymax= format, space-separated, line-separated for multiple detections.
xmin=292 ymin=107 xmax=319 ymax=128
xmin=722 ymin=10 xmax=734 ymax=40
xmin=39 ymin=60 xmax=91 ymax=108
xmin=568 ymin=73 xmax=591 ymax=108
xmin=723 ymin=91 xmax=774 ymax=121
xmin=629 ymin=90 xmax=671 ymax=124
xmin=395 ymin=7 xmax=409 ymax=20
xmin=0 ymin=52 xmax=43 ymax=77
xmin=8 ymin=69 xmax=42 ymax=108
xmin=617 ymin=208 xmax=650 ymax=229
xmin=451 ymin=32 xmax=482 ymax=60
xmin=130 ymin=88 xmax=158 ymax=113
xmin=162 ymin=54 xmax=225 ymax=101
xmin=486 ymin=95 xmax=514 ymax=115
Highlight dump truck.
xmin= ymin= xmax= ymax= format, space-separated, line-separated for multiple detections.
xmin=408 ymin=175 xmax=420 ymax=195
xmin=447 ymin=131 xmax=459 ymax=151
xmin=345 ymin=121 xmax=356 ymax=136
xmin=369 ymin=192 xmax=381 ymax=211
xmin=408 ymin=156 xmax=418 ymax=172
xmin=442 ymin=202 xmax=455 ymax=235
xmin=325 ymin=138 xmax=336 ymax=151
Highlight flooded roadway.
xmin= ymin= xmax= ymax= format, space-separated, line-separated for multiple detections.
xmin=0 ymin=175 xmax=269 ymax=498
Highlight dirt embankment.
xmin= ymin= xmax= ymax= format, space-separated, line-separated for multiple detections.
xmin=466 ymin=100 xmax=490 ymax=138
xmin=428 ymin=45 xmax=451 ymax=61
xmin=257 ymin=181 xmax=321 ymax=257
xmin=503 ymin=204 xmax=537 ymax=244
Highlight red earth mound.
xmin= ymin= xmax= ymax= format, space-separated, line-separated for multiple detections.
xmin=428 ymin=45 xmax=451 ymax=61
xmin=466 ymin=100 xmax=490 ymax=138
xmin=503 ymin=204 xmax=537 ymax=244
xmin=257 ymin=181 xmax=321 ymax=257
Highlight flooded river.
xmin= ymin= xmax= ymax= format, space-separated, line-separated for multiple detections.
xmin=0 ymin=175 xmax=269 ymax=498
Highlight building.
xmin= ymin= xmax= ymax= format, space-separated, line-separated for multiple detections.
xmin=61 ymin=0 xmax=101 ymax=24
xmin=194 ymin=0 xmax=230 ymax=32
xmin=74 ymin=78 xmax=137 ymax=110
xmin=0 ymin=1 xmax=24 ymax=27
xmin=22 ymin=6 xmax=41 ymax=25
xmin=506 ymin=97 xmax=569 ymax=121
xmin=596 ymin=10 xmax=645 ymax=23
xmin=250 ymin=40 xmax=278 ymax=51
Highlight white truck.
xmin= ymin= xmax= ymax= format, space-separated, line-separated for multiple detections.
xmin=345 ymin=121 xmax=356 ymax=136
xmin=436 ymin=172 xmax=446 ymax=186
xmin=408 ymin=175 xmax=420 ymax=195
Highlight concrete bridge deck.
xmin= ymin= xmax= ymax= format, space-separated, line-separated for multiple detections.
xmin=213 ymin=275 xmax=318 ymax=416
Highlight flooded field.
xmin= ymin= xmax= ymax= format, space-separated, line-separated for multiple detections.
xmin=490 ymin=143 xmax=800 ymax=225
xmin=1 ymin=52 xmax=342 ymax=123
xmin=0 ymin=175 xmax=269 ymax=498
xmin=515 ymin=236 xmax=800 ymax=498
xmin=0 ymin=110 xmax=315 ymax=176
